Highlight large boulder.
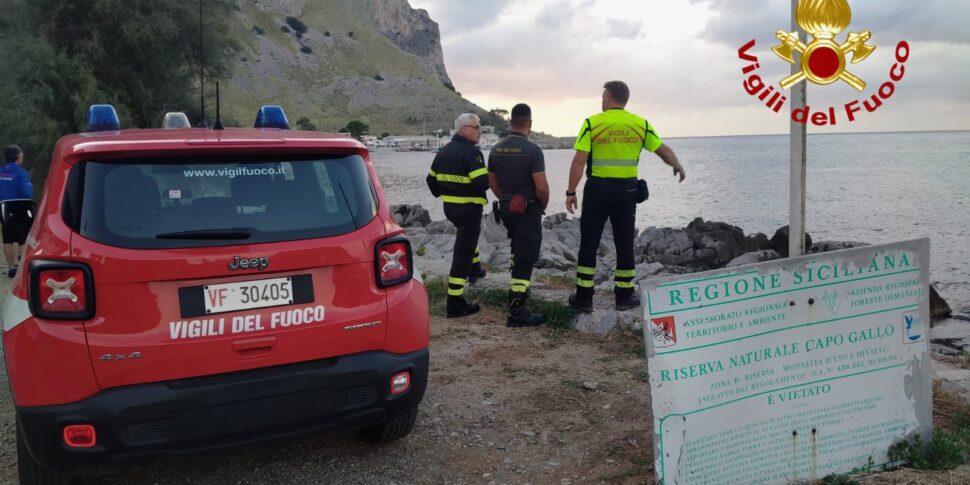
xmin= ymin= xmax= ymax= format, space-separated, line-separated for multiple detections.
xmin=809 ymin=241 xmax=870 ymax=253
xmin=410 ymin=232 xmax=455 ymax=258
xmin=480 ymin=210 xmax=509 ymax=244
xmin=745 ymin=232 xmax=771 ymax=252
xmin=483 ymin=242 xmax=513 ymax=269
xmin=543 ymin=215 xmax=582 ymax=256
xmin=770 ymin=226 xmax=813 ymax=258
xmin=726 ymin=250 xmax=781 ymax=268
xmin=635 ymin=227 xmax=694 ymax=266
xmin=685 ymin=218 xmax=747 ymax=268
xmin=542 ymin=212 xmax=569 ymax=229
xmin=536 ymin=238 xmax=575 ymax=270
xmin=635 ymin=219 xmax=746 ymax=269
xmin=634 ymin=262 xmax=666 ymax=284
xmin=390 ymin=204 xmax=431 ymax=227
xmin=424 ymin=219 xmax=455 ymax=235
xmin=930 ymin=285 xmax=953 ymax=322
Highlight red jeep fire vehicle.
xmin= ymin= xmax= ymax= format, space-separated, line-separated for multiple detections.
xmin=2 ymin=105 xmax=429 ymax=484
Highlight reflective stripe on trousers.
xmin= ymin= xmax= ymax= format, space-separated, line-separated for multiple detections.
xmin=444 ymin=203 xmax=483 ymax=297
xmin=575 ymin=177 xmax=638 ymax=298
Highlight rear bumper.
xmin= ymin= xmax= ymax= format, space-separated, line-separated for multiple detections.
xmin=16 ymin=349 xmax=428 ymax=476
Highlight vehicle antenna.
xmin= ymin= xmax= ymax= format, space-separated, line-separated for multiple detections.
xmin=213 ymin=82 xmax=225 ymax=130
xmin=197 ymin=0 xmax=209 ymax=128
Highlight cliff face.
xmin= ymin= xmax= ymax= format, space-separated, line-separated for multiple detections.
xmin=347 ymin=0 xmax=453 ymax=85
xmin=224 ymin=0 xmax=478 ymax=135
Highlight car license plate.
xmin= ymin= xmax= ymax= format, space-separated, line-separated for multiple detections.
xmin=178 ymin=275 xmax=314 ymax=317
xmin=204 ymin=277 xmax=294 ymax=314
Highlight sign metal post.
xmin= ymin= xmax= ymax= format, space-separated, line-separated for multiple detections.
xmin=789 ymin=0 xmax=808 ymax=257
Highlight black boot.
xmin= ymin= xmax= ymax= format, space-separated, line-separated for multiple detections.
xmin=507 ymin=293 xmax=544 ymax=328
xmin=468 ymin=263 xmax=486 ymax=284
xmin=446 ymin=296 xmax=481 ymax=318
xmin=568 ymin=291 xmax=593 ymax=313
xmin=615 ymin=291 xmax=641 ymax=311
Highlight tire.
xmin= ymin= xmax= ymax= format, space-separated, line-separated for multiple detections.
xmin=16 ymin=420 xmax=78 ymax=485
xmin=357 ymin=406 xmax=419 ymax=444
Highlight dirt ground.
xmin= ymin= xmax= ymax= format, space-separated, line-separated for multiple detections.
xmin=3 ymin=277 xmax=970 ymax=484
xmin=0 ymin=300 xmax=655 ymax=484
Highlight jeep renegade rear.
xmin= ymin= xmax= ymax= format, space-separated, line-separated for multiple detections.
xmin=2 ymin=106 xmax=429 ymax=483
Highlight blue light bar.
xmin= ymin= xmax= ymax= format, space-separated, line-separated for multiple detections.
xmin=253 ymin=105 xmax=289 ymax=130
xmin=87 ymin=104 xmax=121 ymax=132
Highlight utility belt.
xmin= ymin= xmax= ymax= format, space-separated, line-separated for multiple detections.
xmin=492 ymin=196 xmax=540 ymax=224
xmin=585 ymin=176 xmax=649 ymax=203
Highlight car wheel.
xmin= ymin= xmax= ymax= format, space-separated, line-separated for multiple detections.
xmin=16 ymin=420 xmax=79 ymax=485
xmin=357 ymin=406 xmax=419 ymax=444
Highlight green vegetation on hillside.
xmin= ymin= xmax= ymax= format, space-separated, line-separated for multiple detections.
xmin=0 ymin=0 xmax=528 ymax=184
xmin=0 ymin=0 xmax=236 ymax=179
xmin=223 ymin=1 xmax=487 ymax=136
xmin=339 ymin=120 xmax=370 ymax=139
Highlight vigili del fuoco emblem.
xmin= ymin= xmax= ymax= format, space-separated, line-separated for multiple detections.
xmin=772 ymin=0 xmax=876 ymax=91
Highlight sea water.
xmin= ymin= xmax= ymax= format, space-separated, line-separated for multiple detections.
xmin=371 ymin=131 xmax=970 ymax=311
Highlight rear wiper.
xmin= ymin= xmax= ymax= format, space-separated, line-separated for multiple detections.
xmin=155 ymin=228 xmax=253 ymax=240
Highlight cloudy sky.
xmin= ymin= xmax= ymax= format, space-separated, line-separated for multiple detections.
xmin=410 ymin=0 xmax=970 ymax=137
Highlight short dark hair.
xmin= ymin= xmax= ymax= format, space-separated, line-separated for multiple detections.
xmin=603 ymin=81 xmax=630 ymax=105
xmin=4 ymin=145 xmax=22 ymax=162
xmin=509 ymin=103 xmax=532 ymax=129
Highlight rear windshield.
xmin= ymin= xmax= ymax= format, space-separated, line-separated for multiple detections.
xmin=73 ymin=155 xmax=377 ymax=248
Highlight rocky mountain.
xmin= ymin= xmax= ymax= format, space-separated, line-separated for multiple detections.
xmin=222 ymin=0 xmax=481 ymax=135
xmin=341 ymin=0 xmax=452 ymax=86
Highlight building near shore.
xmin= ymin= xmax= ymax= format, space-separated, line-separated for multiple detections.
xmin=447 ymin=125 xmax=499 ymax=149
xmin=385 ymin=135 xmax=440 ymax=149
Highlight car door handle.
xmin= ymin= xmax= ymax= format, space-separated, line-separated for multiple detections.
xmin=232 ymin=336 xmax=277 ymax=357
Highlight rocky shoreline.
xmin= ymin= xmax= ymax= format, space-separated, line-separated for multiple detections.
xmin=392 ymin=204 xmax=954 ymax=324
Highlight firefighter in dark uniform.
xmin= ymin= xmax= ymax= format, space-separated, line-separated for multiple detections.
xmin=427 ymin=113 xmax=489 ymax=317
xmin=565 ymin=81 xmax=686 ymax=312
xmin=487 ymin=104 xmax=549 ymax=327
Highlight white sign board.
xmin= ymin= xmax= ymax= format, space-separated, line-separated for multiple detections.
xmin=640 ymin=239 xmax=932 ymax=485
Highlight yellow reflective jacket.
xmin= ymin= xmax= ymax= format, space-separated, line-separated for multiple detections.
xmin=574 ymin=109 xmax=662 ymax=179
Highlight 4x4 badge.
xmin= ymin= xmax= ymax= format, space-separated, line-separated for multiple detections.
xmin=100 ymin=352 xmax=142 ymax=361
xmin=229 ymin=256 xmax=269 ymax=271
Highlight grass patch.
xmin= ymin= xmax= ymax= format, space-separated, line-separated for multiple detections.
xmin=425 ymin=277 xmax=576 ymax=328
xmin=887 ymin=428 xmax=969 ymax=470
xmin=605 ymin=327 xmax=646 ymax=357
xmin=630 ymin=368 xmax=648 ymax=383
xmin=529 ymin=297 xmax=576 ymax=329
xmin=536 ymin=273 xmax=574 ymax=290
xmin=821 ymin=473 xmax=860 ymax=485
xmin=425 ymin=276 xmax=448 ymax=316
xmin=886 ymin=401 xmax=970 ymax=471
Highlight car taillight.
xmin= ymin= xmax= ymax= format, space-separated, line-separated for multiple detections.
xmin=63 ymin=425 xmax=97 ymax=448
xmin=39 ymin=269 xmax=87 ymax=312
xmin=28 ymin=260 xmax=95 ymax=320
xmin=375 ymin=237 xmax=413 ymax=288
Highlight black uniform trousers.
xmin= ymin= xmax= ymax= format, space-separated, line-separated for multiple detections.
xmin=501 ymin=201 xmax=542 ymax=295
xmin=575 ymin=177 xmax=638 ymax=300
xmin=444 ymin=203 xmax=483 ymax=297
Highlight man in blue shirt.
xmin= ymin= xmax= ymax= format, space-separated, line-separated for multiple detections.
xmin=0 ymin=145 xmax=34 ymax=277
